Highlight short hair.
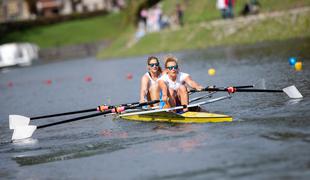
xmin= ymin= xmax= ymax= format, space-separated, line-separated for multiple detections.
xmin=164 ymin=55 xmax=178 ymax=68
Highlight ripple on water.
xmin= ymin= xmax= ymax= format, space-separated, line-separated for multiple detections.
xmin=261 ymin=131 xmax=310 ymax=142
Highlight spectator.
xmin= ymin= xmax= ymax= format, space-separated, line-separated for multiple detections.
xmin=216 ymin=0 xmax=227 ymax=19
xmin=160 ymin=14 xmax=170 ymax=29
xmin=176 ymin=3 xmax=184 ymax=26
xmin=147 ymin=7 xmax=160 ymax=32
xmin=225 ymin=0 xmax=235 ymax=18
xmin=250 ymin=0 xmax=261 ymax=14
xmin=241 ymin=0 xmax=261 ymax=16
xmin=154 ymin=4 xmax=163 ymax=30
xmin=135 ymin=21 xmax=146 ymax=40
xmin=140 ymin=8 xmax=148 ymax=28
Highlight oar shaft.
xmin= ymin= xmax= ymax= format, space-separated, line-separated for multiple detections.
xmin=234 ymin=85 xmax=254 ymax=88
xmin=37 ymin=111 xmax=112 ymax=129
xmin=235 ymin=89 xmax=283 ymax=93
xmin=37 ymin=100 xmax=160 ymax=129
xmin=31 ymin=108 xmax=97 ymax=120
xmin=30 ymin=101 xmax=140 ymax=120
xmin=199 ymin=88 xmax=283 ymax=93
xmin=190 ymin=85 xmax=254 ymax=93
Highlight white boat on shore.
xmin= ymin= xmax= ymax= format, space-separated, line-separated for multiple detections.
xmin=0 ymin=43 xmax=39 ymax=68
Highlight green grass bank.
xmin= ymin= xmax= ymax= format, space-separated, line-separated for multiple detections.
xmin=98 ymin=7 xmax=310 ymax=59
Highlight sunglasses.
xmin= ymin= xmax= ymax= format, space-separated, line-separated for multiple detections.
xmin=148 ymin=62 xmax=159 ymax=67
xmin=167 ymin=65 xmax=178 ymax=70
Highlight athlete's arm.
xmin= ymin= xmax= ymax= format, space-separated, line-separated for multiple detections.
xmin=139 ymin=75 xmax=149 ymax=103
xmin=158 ymin=79 xmax=169 ymax=103
xmin=184 ymin=75 xmax=204 ymax=91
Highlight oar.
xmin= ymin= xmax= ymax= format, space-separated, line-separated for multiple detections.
xmin=189 ymin=85 xmax=256 ymax=103
xmin=9 ymin=101 xmax=140 ymax=129
xmin=11 ymin=100 xmax=160 ymax=141
xmin=190 ymin=85 xmax=302 ymax=99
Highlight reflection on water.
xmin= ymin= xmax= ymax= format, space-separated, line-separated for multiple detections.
xmin=11 ymin=124 xmax=201 ymax=166
xmin=152 ymin=132 xmax=208 ymax=153
xmin=285 ymin=98 xmax=303 ymax=105
xmin=0 ymin=38 xmax=310 ymax=179
xmin=261 ymin=131 xmax=310 ymax=142
xmin=12 ymin=138 xmax=39 ymax=146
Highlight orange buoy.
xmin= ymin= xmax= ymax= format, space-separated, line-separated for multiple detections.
xmin=295 ymin=62 xmax=302 ymax=71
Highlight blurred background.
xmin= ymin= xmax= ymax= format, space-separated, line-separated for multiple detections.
xmin=0 ymin=0 xmax=309 ymax=66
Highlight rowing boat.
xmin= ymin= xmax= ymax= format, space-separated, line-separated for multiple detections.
xmin=118 ymin=95 xmax=233 ymax=123
xmin=120 ymin=111 xmax=232 ymax=123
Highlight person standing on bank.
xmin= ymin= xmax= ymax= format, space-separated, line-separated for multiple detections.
xmin=176 ymin=3 xmax=184 ymax=26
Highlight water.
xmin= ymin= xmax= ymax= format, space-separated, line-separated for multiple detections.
xmin=1 ymin=39 xmax=310 ymax=179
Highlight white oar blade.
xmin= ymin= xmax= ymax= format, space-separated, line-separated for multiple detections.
xmin=12 ymin=125 xmax=37 ymax=141
xmin=9 ymin=115 xmax=30 ymax=129
xmin=283 ymin=85 xmax=303 ymax=99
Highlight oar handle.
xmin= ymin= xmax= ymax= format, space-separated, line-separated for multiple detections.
xmin=98 ymin=101 xmax=140 ymax=112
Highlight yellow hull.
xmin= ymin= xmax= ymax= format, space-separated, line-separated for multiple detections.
xmin=120 ymin=111 xmax=233 ymax=123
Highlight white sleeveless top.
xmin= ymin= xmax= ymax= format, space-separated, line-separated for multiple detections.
xmin=145 ymin=72 xmax=161 ymax=87
xmin=160 ymin=72 xmax=189 ymax=90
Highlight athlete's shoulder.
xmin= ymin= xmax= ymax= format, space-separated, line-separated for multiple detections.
xmin=179 ymin=72 xmax=189 ymax=80
xmin=141 ymin=72 xmax=149 ymax=80
xmin=159 ymin=73 xmax=168 ymax=81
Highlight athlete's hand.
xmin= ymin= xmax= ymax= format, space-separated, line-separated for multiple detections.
xmin=196 ymin=86 xmax=205 ymax=91
xmin=227 ymin=86 xmax=236 ymax=93
xmin=206 ymin=85 xmax=216 ymax=93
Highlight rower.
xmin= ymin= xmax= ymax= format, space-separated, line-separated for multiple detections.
xmin=158 ymin=55 xmax=204 ymax=112
xmin=139 ymin=56 xmax=169 ymax=108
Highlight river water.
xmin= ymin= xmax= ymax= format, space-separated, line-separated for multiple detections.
xmin=1 ymin=38 xmax=310 ymax=179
